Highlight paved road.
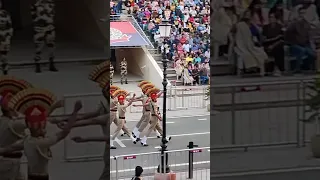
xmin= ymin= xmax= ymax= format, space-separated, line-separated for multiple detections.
xmin=59 ymin=115 xmax=210 ymax=179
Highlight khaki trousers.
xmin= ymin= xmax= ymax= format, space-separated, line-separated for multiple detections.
xmin=138 ymin=112 xmax=151 ymax=132
xmin=111 ymin=118 xmax=131 ymax=140
xmin=110 ymin=112 xmax=128 ymax=133
xmin=144 ymin=115 xmax=158 ymax=137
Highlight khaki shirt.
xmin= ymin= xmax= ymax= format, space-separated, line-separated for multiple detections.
xmin=117 ymin=103 xmax=130 ymax=118
xmin=0 ymin=117 xmax=26 ymax=148
xmin=142 ymin=95 xmax=150 ymax=112
xmin=24 ymin=135 xmax=58 ymax=175
xmin=150 ymin=101 xmax=158 ymax=115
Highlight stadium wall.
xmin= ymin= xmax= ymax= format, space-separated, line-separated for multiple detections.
xmin=115 ymin=48 xmax=169 ymax=88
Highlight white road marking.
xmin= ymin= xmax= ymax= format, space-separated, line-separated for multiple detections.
xmin=115 ymin=138 xmax=126 ymax=147
xmin=111 ymin=161 xmax=210 ymax=173
xmin=154 ymin=146 xmax=161 ymax=149
xmin=198 ymin=118 xmax=207 ymax=121
xmin=119 ymin=132 xmax=210 ymax=141
xmin=126 ymin=120 xmax=175 ymax=124
xmin=166 ymin=122 xmax=175 ymax=124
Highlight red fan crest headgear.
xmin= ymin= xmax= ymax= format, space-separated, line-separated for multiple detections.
xmin=146 ymin=87 xmax=160 ymax=100
xmin=138 ymin=81 xmax=151 ymax=88
xmin=0 ymin=76 xmax=33 ymax=110
xmin=141 ymin=83 xmax=155 ymax=94
xmin=8 ymin=88 xmax=57 ymax=129
xmin=110 ymin=85 xmax=120 ymax=97
xmin=112 ymin=90 xmax=129 ymax=103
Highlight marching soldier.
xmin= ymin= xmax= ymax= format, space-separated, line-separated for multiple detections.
xmin=132 ymin=82 xmax=161 ymax=140
xmin=0 ymin=76 xmax=33 ymax=180
xmin=110 ymin=63 xmax=114 ymax=85
xmin=0 ymin=1 xmax=13 ymax=75
xmin=5 ymin=88 xmax=82 ymax=180
xmin=139 ymin=88 xmax=169 ymax=146
xmin=120 ymin=58 xmax=128 ymax=84
xmin=110 ymin=89 xmax=136 ymax=149
xmin=31 ymin=0 xmax=58 ymax=73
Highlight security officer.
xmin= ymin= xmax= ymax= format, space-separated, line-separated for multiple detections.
xmin=120 ymin=58 xmax=128 ymax=84
xmin=110 ymin=63 xmax=114 ymax=85
xmin=31 ymin=0 xmax=58 ymax=73
xmin=0 ymin=1 xmax=13 ymax=75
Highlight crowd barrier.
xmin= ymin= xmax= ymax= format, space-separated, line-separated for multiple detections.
xmin=211 ymin=78 xmax=315 ymax=150
xmin=60 ymin=86 xmax=208 ymax=115
xmin=109 ymin=147 xmax=210 ymax=180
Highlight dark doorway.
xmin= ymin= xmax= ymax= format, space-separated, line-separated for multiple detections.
xmin=111 ymin=49 xmax=116 ymax=71
xmin=2 ymin=0 xmax=22 ymax=30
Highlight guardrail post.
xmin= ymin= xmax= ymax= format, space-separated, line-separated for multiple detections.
xmin=202 ymin=87 xmax=206 ymax=108
xmin=182 ymin=90 xmax=185 ymax=108
xmin=63 ymin=97 xmax=68 ymax=161
xmin=115 ymin=156 xmax=119 ymax=180
xmin=231 ymin=86 xmax=236 ymax=144
xmin=187 ymin=141 xmax=198 ymax=179
xmin=173 ymin=87 xmax=177 ymax=110
xmin=296 ymin=82 xmax=301 ymax=147
xmin=302 ymin=81 xmax=307 ymax=147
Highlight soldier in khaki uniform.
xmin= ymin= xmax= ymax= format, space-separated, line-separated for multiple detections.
xmin=132 ymin=83 xmax=162 ymax=140
xmin=110 ymin=63 xmax=114 ymax=85
xmin=120 ymin=58 xmax=128 ymax=84
xmin=1 ymin=88 xmax=82 ymax=180
xmin=110 ymin=90 xmax=136 ymax=149
xmin=0 ymin=76 xmax=33 ymax=180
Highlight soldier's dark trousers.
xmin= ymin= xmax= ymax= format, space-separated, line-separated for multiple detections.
xmin=0 ymin=51 xmax=9 ymax=75
xmin=33 ymin=29 xmax=58 ymax=73
xmin=28 ymin=174 xmax=49 ymax=180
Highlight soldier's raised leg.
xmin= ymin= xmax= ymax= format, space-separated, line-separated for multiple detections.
xmin=46 ymin=29 xmax=58 ymax=72
xmin=124 ymin=70 xmax=128 ymax=84
xmin=33 ymin=31 xmax=45 ymax=73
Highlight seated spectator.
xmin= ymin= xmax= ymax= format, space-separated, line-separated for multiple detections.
xmin=199 ymin=63 xmax=209 ymax=84
xmin=175 ymin=58 xmax=184 ymax=79
xmin=183 ymin=66 xmax=194 ymax=85
xmin=285 ymin=7 xmax=316 ymax=72
xmin=192 ymin=64 xmax=200 ymax=85
xmin=234 ymin=10 xmax=268 ymax=76
xmin=262 ymin=12 xmax=284 ymax=75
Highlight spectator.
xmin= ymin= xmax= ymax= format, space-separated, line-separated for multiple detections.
xmin=262 ymin=12 xmax=284 ymax=75
xmin=132 ymin=166 xmax=143 ymax=180
xmin=199 ymin=62 xmax=209 ymax=84
xmin=192 ymin=63 xmax=200 ymax=85
xmin=285 ymin=6 xmax=316 ymax=72
xmin=234 ymin=10 xmax=268 ymax=76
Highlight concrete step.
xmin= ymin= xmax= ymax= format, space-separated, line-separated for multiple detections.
xmin=211 ymin=59 xmax=233 ymax=76
xmin=148 ymin=48 xmax=159 ymax=54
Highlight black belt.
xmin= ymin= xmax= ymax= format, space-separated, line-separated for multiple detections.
xmin=152 ymin=114 xmax=157 ymax=116
xmin=111 ymin=110 xmax=117 ymax=112
xmin=145 ymin=110 xmax=150 ymax=112
xmin=28 ymin=174 xmax=49 ymax=180
xmin=119 ymin=117 xmax=125 ymax=119
xmin=1 ymin=152 xmax=23 ymax=159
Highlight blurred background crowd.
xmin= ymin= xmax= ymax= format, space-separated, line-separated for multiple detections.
xmin=212 ymin=0 xmax=320 ymax=76
xmin=110 ymin=0 xmax=211 ymax=86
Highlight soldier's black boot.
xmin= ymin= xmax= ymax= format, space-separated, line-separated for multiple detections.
xmin=49 ymin=58 xmax=58 ymax=72
xmin=121 ymin=80 xmax=123 ymax=85
xmin=35 ymin=63 xmax=41 ymax=73
xmin=125 ymin=79 xmax=128 ymax=84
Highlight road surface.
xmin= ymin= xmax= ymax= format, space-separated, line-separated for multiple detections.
xmin=59 ymin=115 xmax=210 ymax=179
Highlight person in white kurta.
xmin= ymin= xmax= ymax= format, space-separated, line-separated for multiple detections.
xmin=234 ymin=11 xmax=268 ymax=76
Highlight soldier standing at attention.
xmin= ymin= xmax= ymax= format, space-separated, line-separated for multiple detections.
xmin=120 ymin=58 xmax=128 ymax=84
xmin=0 ymin=1 xmax=13 ymax=75
xmin=110 ymin=63 xmax=114 ymax=85
xmin=31 ymin=0 xmax=58 ymax=73
xmin=6 ymin=88 xmax=82 ymax=180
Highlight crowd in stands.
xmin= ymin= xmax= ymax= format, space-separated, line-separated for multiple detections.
xmin=212 ymin=0 xmax=320 ymax=76
xmin=110 ymin=0 xmax=211 ymax=86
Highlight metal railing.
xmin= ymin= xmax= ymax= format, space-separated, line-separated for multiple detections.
xmin=211 ymin=78 xmax=316 ymax=151
xmin=109 ymin=147 xmax=210 ymax=180
xmin=59 ymin=86 xmax=208 ymax=115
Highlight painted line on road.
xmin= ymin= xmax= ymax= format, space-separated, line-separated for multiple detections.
xmin=119 ymin=132 xmax=210 ymax=141
xmin=111 ymin=161 xmax=210 ymax=173
xmin=115 ymin=138 xmax=126 ymax=147
xmin=198 ymin=118 xmax=207 ymax=121
xmin=212 ymin=166 xmax=320 ymax=177
xmin=126 ymin=114 xmax=210 ymax=122
xmin=126 ymin=120 xmax=175 ymax=124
